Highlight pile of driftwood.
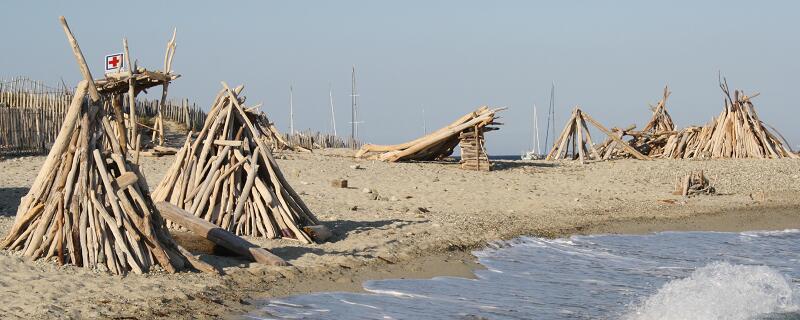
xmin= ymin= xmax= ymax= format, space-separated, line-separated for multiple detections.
xmin=153 ymin=83 xmax=322 ymax=243
xmin=594 ymin=87 xmax=675 ymax=159
xmin=673 ymin=171 xmax=715 ymax=196
xmin=356 ymin=106 xmax=504 ymax=163
xmin=546 ymin=108 xmax=650 ymax=163
xmin=661 ymin=80 xmax=797 ymax=159
xmin=1 ymin=17 xmax=214 ymax=275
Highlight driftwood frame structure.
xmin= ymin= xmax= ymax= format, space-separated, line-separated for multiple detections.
xmin=98 ymin=29 xmax=179 ymax=161
xmin=546 ymin=108 xmax=650 ymax=163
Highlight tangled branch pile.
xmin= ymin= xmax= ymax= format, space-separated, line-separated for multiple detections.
xmin=595 ymin=87 xmax=675 ymax=159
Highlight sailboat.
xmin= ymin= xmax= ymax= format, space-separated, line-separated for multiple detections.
xmin=522 ymin=83 xmax=555 ymax=160
xmin=521 ymin=103 xmax=542 ymax=160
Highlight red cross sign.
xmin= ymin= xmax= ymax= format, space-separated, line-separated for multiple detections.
xmin=105 ymin=53 xmax=124 ymax=72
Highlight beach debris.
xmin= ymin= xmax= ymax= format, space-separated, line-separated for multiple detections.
xmin=661 ymin=79 xmax=798 ymax=159
xmin=349 ymin=164 xmax=363 ymax=170
xmin=157 ymin=202 xmax=287 ymax=266
xmin=361 ymin=188 xmax=373 ymax=193
xmin=1 ymin=17 xmax=211 ymax=275
xmin=546 ymin=108 xmax=650 ymax=163
xmin=331 ymin=179 xmax=348 ymax=188
xmin=355 ymin=106 xmax=504 ymax=170
xmin=152 ymin=83 xmax=320 ymax=243
xmin=673 ymin=170 xmax=715 ymax=196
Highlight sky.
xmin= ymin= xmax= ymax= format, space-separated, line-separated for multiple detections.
xmin=2 ymin=1 xmax=799 ymax=155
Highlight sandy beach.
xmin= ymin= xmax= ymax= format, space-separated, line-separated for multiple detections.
xmin=0 ymin=149 xmax=799 ymax=319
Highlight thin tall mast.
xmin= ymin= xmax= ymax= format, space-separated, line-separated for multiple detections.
xmin=422 ymin=105 xmax=427 ymax=134
xmin=544 ymin=82 xmax=555 ymax=149
xmin=329 ymin=83 xmax=337 ymax=136
xmin=289 ymin=85 xmax=294 ymax=135
xmin=350 ymin=65 xmax=356 ymax=141
xmin=533 ymin=103 xmax=541 ymax=154
xmin=350 ymin=65 xmax=359 ymax=145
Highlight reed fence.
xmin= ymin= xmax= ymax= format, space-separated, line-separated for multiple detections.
xmin=0 ymin=76 xmax=207 ymax=156
xmin=282 ymin=130 xmax=362 ymax=150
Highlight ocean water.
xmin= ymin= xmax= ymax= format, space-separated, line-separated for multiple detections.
xmin=247 ymin=230 xmax=800 ymax=320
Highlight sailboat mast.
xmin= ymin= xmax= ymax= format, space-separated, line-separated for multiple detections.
xmin=329 ymin=83 xmax=337 ymax=136
xmin=289 ymin=85 xmax=294 ymax=135
xmin=422 ymin=105 xmax=427 ymax=134
xmin=544 ymin=82 xmax=555 ymax=150
xmin=533 ymin=104 xmax=541 ymax=155
xmin=351 ymin=65 xmax=357 ymax=144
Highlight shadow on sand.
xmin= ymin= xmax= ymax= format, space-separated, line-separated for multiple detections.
xmin=0 ymin=187 xmax=28 ymax=217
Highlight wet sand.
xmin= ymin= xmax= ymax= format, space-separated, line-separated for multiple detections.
xmin=0 ymin=149 xmax=798 ymax=319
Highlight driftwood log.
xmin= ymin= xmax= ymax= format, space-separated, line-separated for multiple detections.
xmin=156 ymin=202 xmax=287 ymax=266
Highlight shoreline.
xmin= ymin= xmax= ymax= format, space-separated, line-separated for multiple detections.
xmin=248 ymin=203 xmax=800 ymax=305
xmin=1 ymin=150 xmax=800 ymax=319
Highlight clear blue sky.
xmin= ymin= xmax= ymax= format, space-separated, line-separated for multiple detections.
xmin=2 ymin=1 xmax=799 ymax=154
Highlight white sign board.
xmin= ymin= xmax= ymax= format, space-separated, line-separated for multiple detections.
xmin=105 ymin=53 xmax=124 ymax=73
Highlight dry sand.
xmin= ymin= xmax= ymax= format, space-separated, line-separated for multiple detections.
xmin=0 ymin=149 xmax=799 ymax=319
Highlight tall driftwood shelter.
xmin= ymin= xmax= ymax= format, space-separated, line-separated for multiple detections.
xmin=153 ymin=83 xmax=321 ymax=243
xmin=1 ymin=17 xmax=213 ymax=275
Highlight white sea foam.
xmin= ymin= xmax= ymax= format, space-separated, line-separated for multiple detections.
xmin=741 ymin=229 xmax=800 ymax=237
xmin=625 ymin=262 xmax=799 ymax=320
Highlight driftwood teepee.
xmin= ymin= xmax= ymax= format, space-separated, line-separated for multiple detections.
xmin=153 ymin=83 xmax=320 ymax=243
xmin=1 ymin=17 xmax=212 ymax=275
xmin=356 ymin=106 xmax=504 ymax=163
xmin=662 ymin=80 xmax=797 ymax=159
xmin=546 ymin=108 xmax=650 ymax=163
